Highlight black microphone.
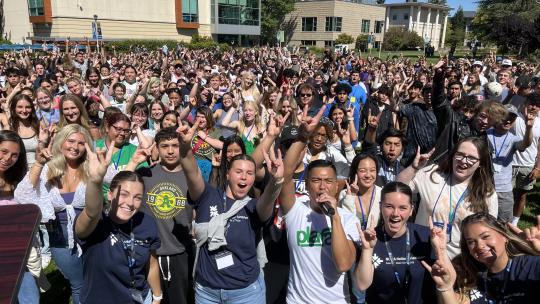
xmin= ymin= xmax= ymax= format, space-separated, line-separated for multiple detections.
xmin=320 ymin=202 xmax=335 ymax=216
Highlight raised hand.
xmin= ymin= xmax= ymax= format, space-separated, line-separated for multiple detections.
xmin=508 ymin=215 xmax=540 ymax=253
xmin=367 ymin=108 xmax=382 ymax=129
xmin=263 ymin=149 xmax=284 ymax=180
xmin=130 ymin=142 xmax=155 ymax=167
xmin=299 ymin=104 xmax=326 ymax=135
xmin=421 ymin=258 xmax=456 ymax=292
xmin=428 ymin=216 xmax=448 ymax=260
xmin=212 ymin=151 xmax=222 ymax=167
xmin=267 ymin=112 xmax=289 ymax=138
xmin=357 ymin=221 xmax=377 ymax=250
xmin=345 ymin=175 xmax=359 ymax=195
xmin=85 ymin=143 xmax=114 ymax=184
xmin=412 ymin=147 xmax=434 ymax=170
xmin=176 ymin=120 xmax=198 ymax=145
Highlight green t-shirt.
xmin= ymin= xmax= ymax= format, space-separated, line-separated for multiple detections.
xmin=95 ymin=138 xmax=146 ymax=199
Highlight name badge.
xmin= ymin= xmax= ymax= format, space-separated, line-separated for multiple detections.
xmin=215 ymin=251 xmax=234 ymax=270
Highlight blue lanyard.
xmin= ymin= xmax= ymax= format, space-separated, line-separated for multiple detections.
xmin=491 ymin=132 xmax=509 ymax=159
xmin=114 ymin=147 xmax=123 ymax=170
xmin=432 ymin=176 xmax=468 ymax=242
xmin=482 ymin=258 xmax=513 ymax=304
xmin=357 ymin=188 xmax=375 ymax=230
xmin=383 ymin=227 xmax=411 ymax=297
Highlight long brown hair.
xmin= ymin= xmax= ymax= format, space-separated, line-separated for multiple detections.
xmin=457 ymin=212 xmax=539 ymax=291
xmin=432 ymin=137 xmax=494 ymax=213
xmin=9 ymin=94 xmax=40 ymax=135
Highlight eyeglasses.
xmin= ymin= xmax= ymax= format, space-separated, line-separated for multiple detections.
xmin=111 ymin=125 xmax=131 ymax=134
xmin=454 ymin=152 xmax=479 ymax=165
xmin=204 ymin=69 xmax=211 ymax=72
xmin=300 ymin=93 xmax=312 ymax=97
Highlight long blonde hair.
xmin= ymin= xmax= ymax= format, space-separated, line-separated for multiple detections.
xmin=58 ymin=94 xmax=91 ymax=130
xmin=240 ymin=100 xmax=264 ymax=135
xmin=46 ymin=124 xmax=93 ymax=186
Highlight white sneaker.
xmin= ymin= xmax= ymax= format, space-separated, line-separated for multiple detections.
xmin=41 ymin=255 xmax=51 ymax=269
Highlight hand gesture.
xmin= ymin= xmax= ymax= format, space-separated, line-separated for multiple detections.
xmin=357 ymin=221 xmax=377 ymax=250
xmin=130 ymin=143 xmax=155 ymax=167
xmin=346 ymin=105 xmax=355 ymax=120
xmin=299 ymin=104 xmax=326 ymax=135
xmin=428 ymin=216 xmax=448 ymax=260
xmin=367 ymin=108 xmax=381 ymax=129
xmin=263 ymin=149 xmax=284 ymax=180
xmin=412 ymin=147 xmax=434 ymax=170
xmin=421 ymin=258 xmax=456 ymax=292
xmin=524 ymin=106 xmax=537 ymax=128
xmin=508 ymin=215 xmax=540 ymax=253
xmin=337 ymin=123 xmax=351 ymax=145
xmin=345 ymin=175 xmax=359 ymax=195
xmin=85 ymin=143 xmax=114 ymax=184
xmin=212 ymin=151 xmax=222 ymax=167
xmin=176 ymin=120 xmax=198 ymax=145
xmin=267 ymin=112 xmax=288 ymax=138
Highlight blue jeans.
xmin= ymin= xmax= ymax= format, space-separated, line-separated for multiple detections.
xmin=18 ymin=271 xmax=39 ymax=304
xmin=195 ymin=273 xmax=265 ymax=304
xmin=51 ymin=247 xmax=83 ymax=304
xmin=39 ymin=224 xmax=51 ymax=257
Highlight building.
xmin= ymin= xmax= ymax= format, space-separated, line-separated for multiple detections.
xmin=384 ymin=1 xmax=450 ymax=50
xmin=2 ymin=0 xmax=261 ymax=45
xmin=284 ymin=0 xmax=386 ymax=49
xmin=285 ymin=0 xmax=450 ymax=51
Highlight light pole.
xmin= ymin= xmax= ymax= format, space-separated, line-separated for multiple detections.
xmin=93 ymin=15 xmax=100 ymax=53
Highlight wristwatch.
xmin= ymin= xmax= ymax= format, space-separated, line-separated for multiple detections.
xmin=152 ymin=293 xmax=163 ymax=301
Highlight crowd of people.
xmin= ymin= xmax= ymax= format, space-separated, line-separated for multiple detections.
xmin=1 ymin=41 xmax=540 ymax=304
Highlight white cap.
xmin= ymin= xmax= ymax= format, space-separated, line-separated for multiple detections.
xmin=502 ymin=59 xmax=512 ymax=67
xmin=485 ymin=82 xmax=503 ymax=99
xmin=472 ymin=60 xmax=483 ymax=66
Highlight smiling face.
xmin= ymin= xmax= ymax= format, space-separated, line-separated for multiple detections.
xmin=150 ymin=103 xmax=164 ymax=120
xmin=226 ymin=159 xmax=256 ymax=199
xmin=452 ymin=141 xmax=481 ymax=183
xmin=464 ymin=222 xmax=508 ymax=266
xmin=131 ymin=109 xmax=148 ymax=127
xmin=67 ymin=80 xmax=82 ymax=96
xmin=196 ymin=112 xmax=208 ymax=130
xmin=226 ymin=143 xmax=243 ymax=161
xmin=107 ymin=120 xmax=130 ymax=146
xmin=36 ymin=91 xmax=52 ymax=111
xmin=381 ymin=192 xmax=413 ymax=236
xmin=62 ymin=100 xmax=81 ymax=123
xmin=88 ymin=72 xmax=100 ymax=85
xmin=161 ymin=113 xmax=178 ymax=128
xmin=331 ymin=108 xmax=345 ymax=124
xmin=243 ymin=104 xmax=255 ymax=122
xmin=124 ymin=67 xmax=137 ymax=83
xmin=15 ymin=98 xmax=33 ymax=120
xmin=108 ymin=181 xmax=144 ymax=223
xmin=356 ymin=158 xmax=377 ymax=189
xmin=61 ymin=132 xmax=87 ymax=162
xmin=0 ymin=141 xmax=20 ymax=172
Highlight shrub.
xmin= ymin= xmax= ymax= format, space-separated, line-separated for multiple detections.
xmin=335 ymin=33 xmax=355 ymax=45
xmin=383 ymin=28 xmax=423 ymax=51
xmin=355 ymin=34 xmax=369 ymax=51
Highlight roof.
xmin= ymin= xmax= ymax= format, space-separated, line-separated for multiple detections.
xmin=384 ymin=2 xmax=450 ymax=11
xmin=462 ymin=11 xmax=476 ymax=19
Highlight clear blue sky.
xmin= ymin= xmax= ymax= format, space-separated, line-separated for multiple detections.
xmin=384 ymin=1 xmax=477 ymax=14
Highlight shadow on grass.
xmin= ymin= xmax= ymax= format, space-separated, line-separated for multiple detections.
xmin=519 ymin=191 xmax=540 ymax=230
xmin=41 ymin=261 xmax=71 ymax=304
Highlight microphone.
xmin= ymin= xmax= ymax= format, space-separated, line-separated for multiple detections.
xmin=320 ymin=202 xmax=335 ymax=216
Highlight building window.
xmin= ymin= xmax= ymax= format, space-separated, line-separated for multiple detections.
xmin=324 ymin=40 xmax=334 ymax=47
xmin=302 ymin=17 xmax=317 ymax=32
xmin=374 ymin=41 xmax=381 ymax=49
xmin=301 ymin=40 xmax=316 ymax=46
xmin=28 ymin=0 xmax=44 ymax=16
xmin=404 ymin=14 xmax=409 ymax=20
xmin=392 ymin=15 xmax=397 ymax=20
xmin=182 ymin=0 xmax=198 ymax=23
xmin=218 ymin=0 xmax=260 ymax=26
xmin=325 ymin=17 xmax=342 ymax=32
xmin=375 ymin=21 xmax=384 ymax=33
xmin=361 ymin=19 xmax=370 ymax=33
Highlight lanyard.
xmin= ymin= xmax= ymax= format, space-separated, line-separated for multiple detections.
xmin=491 ymin=132 xmax=509 ymax=159
xmin=432 ymin=176 xmax=468 ymax=242
xmin=482 ymin=258 xmax=513 ymax=304
xmin=245 ymin=124 xmax=255 ymax=139
xmin=382 ymin=160 xmax=399 ymax=183
xmin=357 ymin=188 xmax=375 ymax=230
xmin=114 ymin=146 xmax=124 ymax=170
xmin=383 ymin=227 xmax=411 ymax=303
xmin=118 ymin=220 xmax=136 ymax=288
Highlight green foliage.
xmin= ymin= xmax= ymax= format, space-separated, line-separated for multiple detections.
xmin=376 ymin=0 xmax=385 ymax=4
xmin=355 ymin=34 xmax=369 ymax=51
xmin=0 ymin=38 xmax=12 ymax=45
xmin=428 ymin=0 xmax=447 ymax=4
xmin=383 ymin=28 xmax=423 ymax=51
xmin=261 ymin=0 xmax=296 ymax=45
xmin=335 ymin=33 xmax=355 ymax=45
xmin=446 ymin=6 xmax=466 ymax=49
xmin=104 ymin=36 xmax=231 ymax=53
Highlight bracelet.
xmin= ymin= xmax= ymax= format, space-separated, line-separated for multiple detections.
xmin=411 ymin=164 xmax=420 ymax=171
xmin=436 ymin=286 xmax=451 ymax=292
xmin=152 ymin=293 xmax=163 ymax=301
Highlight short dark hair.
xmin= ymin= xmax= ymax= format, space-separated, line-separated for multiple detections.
xmin=306 ymin=159 xmax=337 ymax=180
xmin=155 ymin=127 xmax=179 ymax=145
xmin=5 ymin=67 xmax=20 ymax=76
xmin=109 ymin=171 xmax=144 ymax=194
xmin=411 ymin=81 xmax=424 ymax=90
xmin=335 ymin=82 xmax=352 ymax=94
xmin=378 ymin=128 xmax=407 ymax=147
xmin=526 ymin=92 xmax=540 ymax=105
xmin=448 ymin=80 xmax=463 ymax=90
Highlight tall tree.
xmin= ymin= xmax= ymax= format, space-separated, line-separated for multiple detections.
xmin=445 ymin=6 xmax=466 ymax=50
xmin=376 ymin=0 xmax=385 ymax=4
xmin=261 ymin=0 xmax=296 ymax=45
xmin=428 ymin=0 xmax=447 ymax=4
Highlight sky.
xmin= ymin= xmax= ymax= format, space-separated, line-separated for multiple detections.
xmin=384 ymin=1 xmax=478 ymax=14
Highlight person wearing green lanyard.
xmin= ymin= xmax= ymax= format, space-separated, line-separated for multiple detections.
xmin=95 ymin=112 xmax=147 ymax=198
xmin=397 ymin=137 xmax=498 ymax=259
xmin=355 ymin=181 xmax=437 ymax=303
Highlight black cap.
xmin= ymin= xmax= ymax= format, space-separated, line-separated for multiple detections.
xmin=280 ymin=125 xmax=300 ymax=144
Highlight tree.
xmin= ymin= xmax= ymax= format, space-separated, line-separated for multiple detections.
xmin=382 ymin=28 xmax=423 ymax=51
xmin=261 ymin=0 xmax=296 ymax=45
xmin=335 ymin=33 xmax=354 ymax=45
xmin=376 ymin=0 xmax=385 ymax=4
xmin=355 ymin=34 xmax=369 ymax=51
xmin=428 ymin=0 xmax=447 ymax=4
xmin=445 ymin=6 xmax=466 ymax=50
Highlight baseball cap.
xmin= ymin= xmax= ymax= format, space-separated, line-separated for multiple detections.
xmin=280 ymin=125 xmax=300 ymax=144
xmin=484 ymin=82 xmax=503 ymax=101
xmin=501 ymin=59 xmax=512 ymax=67
xmin=472 ymin=60 xmax=483 ymax=67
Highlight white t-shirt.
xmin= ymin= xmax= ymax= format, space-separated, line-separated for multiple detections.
xmin=512 ymin=114 xmax=540 ymax=167
xmin=122 ymin=80 xmax=139 ymax=99
xmin=303 ymin=145 xmax=354 ymax=179
xmin=285 ymin=196 xmax=360 ymax=304
xmin=410 ymin=165 xmax=498 ymax=258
